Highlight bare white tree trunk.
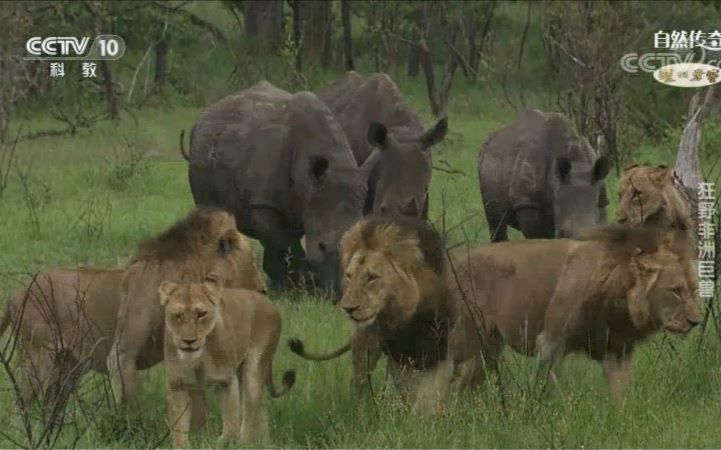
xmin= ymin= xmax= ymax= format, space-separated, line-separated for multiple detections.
xmin=675 ymin=86 xmax=715 ymax=220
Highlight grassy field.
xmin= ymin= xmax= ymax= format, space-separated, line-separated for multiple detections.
xmin=1 ymin=55 xmax=721 ymax=449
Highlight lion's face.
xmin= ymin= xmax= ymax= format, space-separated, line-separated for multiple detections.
xmin=337 ymin=219 xmax=434 ymax=329
xmin=339 ymin=249 xmax=420 ymax=327
xmin=159 ymin=279 xmax=221 ymax=360
xmin=650 ymin=255 xmax=701 ymax=335
xmin=616 ymin=165 xmax=669 ymax=226
xmin=630 ymin=247 xmax=701 ymax=336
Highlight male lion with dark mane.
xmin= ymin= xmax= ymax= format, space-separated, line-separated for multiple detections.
xmin=289 ymin=217 xmax=476 ymax=413
xmin=159 ymin=277 xmax=294 ymax=448
xmin=107 ymin=207 xmax=267 ymax=415
xmin=616 ymin=164 xmax=693 ymax=233
xmin=0 ymin=208 xmax=266 ymax=419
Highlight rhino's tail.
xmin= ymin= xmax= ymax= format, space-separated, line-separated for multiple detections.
xmin=288 ymin=338 xmax=351 ymax=361
xmin=179 ymin=129 xmax=190 ymax=162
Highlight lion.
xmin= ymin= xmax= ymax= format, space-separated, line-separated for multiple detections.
xmin=536 ymin=226 xmax=700 ymax=399
xmin=0 ymin=208 xmax=266 ymax=419
xmin=159 ymin=277 xmax=294 ymax=448
xmin=0 ymin=267 xmax=123 ymax=416
xmin=616 ymin=164 xmax=693 ymax=233
xmin=289 ymin=216 xmax=477 ymax=414
xmin=447 ymin=226 xmax=700 ymax=400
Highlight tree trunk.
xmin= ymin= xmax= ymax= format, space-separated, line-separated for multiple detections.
xmin=244 ymin=0 xmax=283 ymax=51
xmin=341 ymin=0 xmax=354 ymax=70
xmin=321 ymin=2 xmax=332 ymax=69
xmin=675 ymin=86 xmax=715 ymax=214
xmin=298 ymin=1 xmax=332 ymax=68
xmin=87 ymin=1 xmax=117 ymax=120
xmin=407 ymin=43 xmax=420 ymax=78
xmin=154 ymin=38 xmax=166 ymax=87
xmin=292 ymin=0 xmax=302 ymax=73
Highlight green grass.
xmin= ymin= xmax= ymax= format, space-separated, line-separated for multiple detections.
xmin=2 ymin=59 xmax=721 ymax=448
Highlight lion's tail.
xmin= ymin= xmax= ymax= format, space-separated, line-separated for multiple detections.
xmin=287 ymin=338 xmax=351 ymax=361
xmin=266 ymin=364 xmax=296 ymax=399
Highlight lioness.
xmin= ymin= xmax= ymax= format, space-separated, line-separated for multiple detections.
xmin=0 ymin=267 xmax=123 ymax=413
xmin=289 ymin=217 xmax=476 ymax=413
xmin=1 ymin=208 xmax=266 ymax=417
xmin=103 ymin=207 xmax=267 ymax=412
xmin=449 ymin=226 xmax=700 ymax=400
xmin=159 ymin=277 xmax=294 ymax=448
xmin=616 ymin=164 xmax=693 ymax=233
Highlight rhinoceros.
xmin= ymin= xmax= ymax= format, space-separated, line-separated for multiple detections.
xmin=316 ymin=72 xmax=447 ymax=218
xmin=185 ymin=81 xmax=379 ymax=295
xmin=478 ymin=109 xmax=609 ymax=241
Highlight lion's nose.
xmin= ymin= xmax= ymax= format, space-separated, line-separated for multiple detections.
xmin=688 ymin=316 xmax=701 ymax=328
xmin=183 ymin=337 xmax=198 ymax=346
xmin=342 ymin=305 xmax=358 ymax=315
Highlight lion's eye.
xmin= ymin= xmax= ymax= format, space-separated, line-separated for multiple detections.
xmin=672 ymin=287 xmax=683 ymax=297
xmin=197 ymin=311 xmax=207 ymax=319
xmin=345 ymin=271 xmax=352 ymax=280
xmin=367 ymin=273 xmax=379 ymax=283
xmin=173 ymin=313 xmax=183 ymax=321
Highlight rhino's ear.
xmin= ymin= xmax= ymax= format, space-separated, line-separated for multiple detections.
xmin=309 ymin=156 xmax=329 ymax=183
xmin=420 ymin=117 xmax=448 ymax=148
xmin=592 ymin=156 xmax=611 ymax=182
xmin=556 ymin=157 xmax=572 ymax=184
xmin=367 ymin=122 xmax=388 ymax=149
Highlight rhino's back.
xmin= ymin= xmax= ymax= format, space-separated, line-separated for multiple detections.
xmin=188 ymin=82 xmax=294 ymax=210
xmin=450 ymin=238 xmax=578 ymax=354
xmin=318 ymin=72 xmax=423 ymax=164
xmin=191 ymin=81 xmax=291 ymax=160
xmin=479 ymin=110 xmax=568 ymax=210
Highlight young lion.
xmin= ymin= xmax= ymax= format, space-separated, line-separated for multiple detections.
xmin=158 ymin=277 xmax=295 ymax=448
xmin=616 ymin=164 xmax=693 ymax=233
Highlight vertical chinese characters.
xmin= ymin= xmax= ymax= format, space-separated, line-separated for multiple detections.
xmin=698 ymin=182 xmax=716 ymax=300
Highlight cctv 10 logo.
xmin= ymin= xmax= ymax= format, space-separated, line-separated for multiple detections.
xmin=25 ymin=35 xmax=126 ymax=60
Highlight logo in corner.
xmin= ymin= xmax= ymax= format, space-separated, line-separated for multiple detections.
xmin=653 ymin=63 xmax=720 ymax=88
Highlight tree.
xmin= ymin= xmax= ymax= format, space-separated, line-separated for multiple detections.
xmin=86 ymin=1 xmax=118 ymax=120
xmin=244 ymin=0 xmax=284 ymax=51
xmin=341 ymin=0 xmax=355 ymax=70
xmin=675 ymin=86 xmax=716 ymax=215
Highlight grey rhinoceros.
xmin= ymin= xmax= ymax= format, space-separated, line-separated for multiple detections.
xmin=316 ymin=71 xmax=447 ymax=218
xmin=478 ymin=109 xmax=610 ymax=241
xmin=185 ymin=81 xmax=379 ymax=296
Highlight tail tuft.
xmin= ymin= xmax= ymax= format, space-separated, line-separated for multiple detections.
xmin=288 ymin=338 xmax=304 ymax=355
xmin=282 ymin=370 xmax=296 ymax=389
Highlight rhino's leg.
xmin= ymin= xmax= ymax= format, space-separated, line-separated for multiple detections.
xmin=516 ymin=207 xmax=552 ymax=239
xmin=482 ymin=200 xmax=508 ymax=242
xmin=261 ymin=245 xmax=290 ymax=291
xmin=287 ymin=239 xmax=306 ymax=287
xmin=246 ymin=208 xmax=294 ymax=291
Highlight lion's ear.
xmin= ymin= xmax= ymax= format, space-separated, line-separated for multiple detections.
xmin=652 ymin=167 xmax=672 ymax=186
xmin=158 ymin=281 xmax=179 ymax=306
xmin=623 ymin=163 xmax=640 ymax=173
xmin=203 ymin=274 xmax=223 ymax=304
xmin=627 ymin=258 xmax=660 ymax=328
